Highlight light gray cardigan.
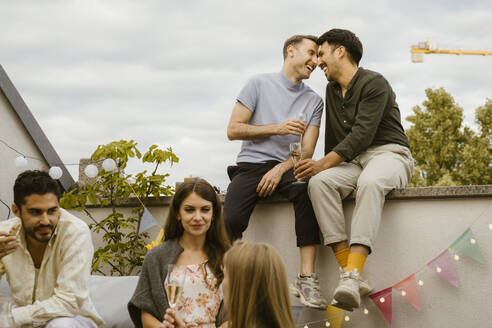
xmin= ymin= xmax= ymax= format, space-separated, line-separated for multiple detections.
xmin=127 ymin=238 xmax=226 ymax=327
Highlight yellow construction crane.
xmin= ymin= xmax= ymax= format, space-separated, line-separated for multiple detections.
xmin=411 ymin=41 xmax=492 ymax=63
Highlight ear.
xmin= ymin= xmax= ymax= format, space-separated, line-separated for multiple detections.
xmin=337 ymin=46 xmax=346 ymax=59
xmin=12 ymin=203 xmax=20 ymax=217
xmin=287 ymin=44 xmax=296 ymax=58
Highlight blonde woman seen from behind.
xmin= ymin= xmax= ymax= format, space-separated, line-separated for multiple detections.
xmin=222 ymin=241 xmax=295 ymax=328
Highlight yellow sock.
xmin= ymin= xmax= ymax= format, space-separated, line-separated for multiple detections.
xmin=346 ymin=252 xmax=367 ymax=274
xmin=334 ymin=248 xmax=350 ymax=269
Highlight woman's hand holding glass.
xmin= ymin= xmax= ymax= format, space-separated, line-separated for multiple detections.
xmin=162 ymin=308 xmax=197 ymax=328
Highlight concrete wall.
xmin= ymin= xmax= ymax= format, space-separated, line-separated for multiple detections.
xmin=0 ymin=89 xmax=48 ymax=220
xmin=72 ymin=186 xmax=492 ymax=327
xmin=244 ymin=192 xmax=492 ymax=328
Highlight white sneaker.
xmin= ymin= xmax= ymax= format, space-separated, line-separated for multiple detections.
xmin=333 ymin=269 xmax=361 ymax=309
xmin=290 ymin=274 xmax=328 ymax=309
xmin=359 ymin=278 xmax=373 ymax=296
xmin=337 ymin=267 xmax=373 ymax=296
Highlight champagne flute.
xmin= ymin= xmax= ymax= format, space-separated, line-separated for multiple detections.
xmin=164 ymin=264 xmax=185 ymax=310
xmin=289 ymin=142 xmax=305 ymax=185
xmin=298 ymin=112 xmax=306 ymax=142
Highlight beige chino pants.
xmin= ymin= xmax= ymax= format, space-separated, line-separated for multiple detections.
xmin=308 ymin=143 xmax=414 ymax=251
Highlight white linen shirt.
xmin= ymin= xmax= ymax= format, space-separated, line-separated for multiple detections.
xmin=0 ymin=209 xmax=104 ymax=328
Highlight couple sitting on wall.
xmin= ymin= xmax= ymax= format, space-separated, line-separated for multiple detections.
xmin=223 ymin=28 xmax=413 ymax=311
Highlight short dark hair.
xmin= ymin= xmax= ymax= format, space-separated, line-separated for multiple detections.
xmin=13 ymin=170 xmax=61 ymax=208
xmin=283 ymin=34 xmax=318 ymax=59
xmin=317 ymin=29 xmax=363 ymax=65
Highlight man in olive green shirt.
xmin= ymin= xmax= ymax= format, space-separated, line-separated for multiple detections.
xmin=295 ymin=28 xmax=414 ymax=311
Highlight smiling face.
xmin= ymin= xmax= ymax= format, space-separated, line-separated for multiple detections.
xmin=12 ymin=193 xmax=60 ymax=244
xmin=318 ymin=41 xmax=341 ymax=82
xmin=178 ymin=192 xmax=213 ymax=238
xmin=288 ymin=38 xmax=319 ymax=80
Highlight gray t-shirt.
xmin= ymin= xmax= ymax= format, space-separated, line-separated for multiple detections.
xmin=236 ymin=72 xmax=323 ymax=163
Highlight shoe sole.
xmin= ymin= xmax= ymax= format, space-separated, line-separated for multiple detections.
xmin=330 ymin=301 xmax=354 ymax=312
xmin=289 ymin=285 xmax=326 ymax=310
xmin=333 ymin=286 xmax=360 ymax=309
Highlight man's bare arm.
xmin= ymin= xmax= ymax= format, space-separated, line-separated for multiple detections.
xmin=257 ymin=125 xmax=319 ymax=197
xmin=227 ymin=102 xmax=305 ymax=140
xmin=301 ymin=125 xmax=320 ymax=160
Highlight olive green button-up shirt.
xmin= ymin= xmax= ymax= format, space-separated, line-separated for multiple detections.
xmin=324 ymin=67 xmax=410 ymax=161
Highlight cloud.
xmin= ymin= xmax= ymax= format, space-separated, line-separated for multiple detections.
xmin=1 ymin=0 xmax=491 ymax=190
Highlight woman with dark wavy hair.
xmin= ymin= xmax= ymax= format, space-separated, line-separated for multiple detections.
xmin=128 ymin=178 xmax=230 ymax=328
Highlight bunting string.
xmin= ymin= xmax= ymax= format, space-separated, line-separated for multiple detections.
xmin=292 ymin=202 xmax=492 ymax=327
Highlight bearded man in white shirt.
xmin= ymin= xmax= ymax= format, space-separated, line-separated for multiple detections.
xmin=0 ymin=170 xmax=103 ymax=328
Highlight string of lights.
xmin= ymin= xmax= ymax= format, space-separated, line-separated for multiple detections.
xmin=1 ymin=137 xmax=119 ymax=220
xmin=294 ymin=202 xmax=492 ymax=327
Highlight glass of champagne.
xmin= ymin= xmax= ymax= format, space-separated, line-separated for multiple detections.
xmin=298 ymin=112 xmax=306 ymax=123
xmin=298 ymin=112 xmax=306 ymax=142
xmin=164 ymin=264 xmax=185 ymax=310
xmin=289 ymin=142 xmax=305 ymax=185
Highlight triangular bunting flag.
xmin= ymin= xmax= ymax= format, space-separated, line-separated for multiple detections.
xmin=139 ymin=208 xmax=158 ymax=233
xmin=449 ymin=228 xmax=484 ymax=263
xmin=393 ymin=273 xmax=420 ymax=311
xmin=369 ymin=287 xmax=393 ymax=324
xmin=427 ymin=249 xmax=459 ymax=287
xmin=326 ymin=305 xmax=344 ymax=328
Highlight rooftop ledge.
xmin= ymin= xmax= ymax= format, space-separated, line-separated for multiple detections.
xmin=86 ymin=185 xmax=492 ymax=208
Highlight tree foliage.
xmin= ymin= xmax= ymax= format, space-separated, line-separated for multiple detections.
xmin=406 ymin=88 xmax=491 ymax=186
xmin=60 ymin=140 xmax=179 ymax=276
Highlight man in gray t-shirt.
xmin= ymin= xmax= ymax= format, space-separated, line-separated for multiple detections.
xmin=224 ymin=35 xmax=328 ymax=309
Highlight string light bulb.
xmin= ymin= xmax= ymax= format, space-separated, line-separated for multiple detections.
xmin=325 ymin=321 xmax=330 ymax=327
xmin=49 ymin=166 xmax=63 ymax=180
xmin=14 ymin=156 xmax=28 ymax=169
xmin=436 ymin=266 xmax=442 ymax=273
xmin=401 ymin=290 xmax=407 ymax=296
xmin=418 ymin=280 xmax=424 ymax=286
xmin=454 ymin=254 xmax=460 ymax=261
xmin=489 ymin=224 xmax=492 ymax=230
xmin=364 ymin=308 xmax=369 ymax=315
xmin=380 ymin=297 xmax=385 ymax=303
xmin=470 ymin=238 xmax=476 ymax=244
xmin=304 ymin=325 xmax=308 ymax=328
xmin=344 ymin=315 xmax=350 ymax=322
xmin=84 ymin=164 xmax=99 ymax=178
xmin=102 ymin=158 xmax=117 ymax=172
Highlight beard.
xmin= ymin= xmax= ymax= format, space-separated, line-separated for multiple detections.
xmin=22 ymin=222 xmax=55 ymax=243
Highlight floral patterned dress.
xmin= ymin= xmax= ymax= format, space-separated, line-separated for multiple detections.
xmin=170 ymin=263 xmax=222 ymax=328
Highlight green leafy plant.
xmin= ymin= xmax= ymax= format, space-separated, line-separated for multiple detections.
xmin=406 ymin=88 xmax=491 ymax=186
xmin=61 ymin=140 xmax=178 ymax=276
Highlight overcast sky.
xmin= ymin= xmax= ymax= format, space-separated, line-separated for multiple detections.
xmin=1 ymin=0 xmax=491 ymax=191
